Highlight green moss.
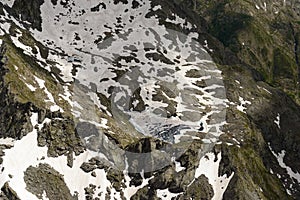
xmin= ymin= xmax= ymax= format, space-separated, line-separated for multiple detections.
xmin=1 ymin=31 xmax=72 ymax=117
xmin=227 ymin=144 xmax=291 ymax=200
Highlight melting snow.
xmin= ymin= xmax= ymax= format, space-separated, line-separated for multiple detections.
xmin=262 ymin=2 xmax=267 ymax=11
xmin=203 ymin=40 xmax=213 ymax=52
xmin=10 ymin=32 xmax=33 ymax=54
xmin=123 ymin=159 xmax=153 ymax=199
xmin=0 ymin=0 xmax=232 ymax=198
xmin=156 ymin=188 xmax=180 ymax=199
xmin=11 ymin=0 xmax=229 ymax=145
xmin=152 ymin=5 xmax=162 ymax=11
xmin=195 ymin=152 xmax=234 ymax=200
xmin=257 ymin=85 xmax=272 ymax=94
xmin=59 ymin=85 xmax=73 ymax=106
xmin=0 ymin=113 xmax=121 ymax=200
xmin=165 ymin=15 xmax=193 ymax=30
xmin=0 ymin=137 xmax=14 ymax=146
xmin=1 ymin=0 xmax=15 ymax=7
xmin=34 ymin=76 xmax=63 ymax=112
xmin=269 ymin=145 xmax=300 ymax=184
xmin=0 ymin=113 xmax=44 ymax=199
xmin=42 ymin=191 xmax=49 ymax=200
xmin=0 ymin=22 xmax=10 ymax=34
xmin=274 ymin=113 xmax=280 ymax=129
xmin=172 ymin=157 xmax=185 ymax=172
xmin=25 ymin=83 xmax=36 ymax=92
xmin=237 ymin=96 xmax=251 ymax=113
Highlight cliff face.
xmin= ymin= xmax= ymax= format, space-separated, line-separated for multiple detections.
xmin=0 ymin=0 xmax=299 ymax=200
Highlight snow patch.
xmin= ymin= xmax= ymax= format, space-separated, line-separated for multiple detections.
xmin=257 ymin=85 xmax=272 ymax=94
xmin=0 ymin=113 xmax=42 ymax=199
xmin=11 ymin=32 xmax=33 ymax=54
xmin=156 ymin=188 xmax=181 ymax=199
xmin=269 ymin=146 xmax=300 ymax=184
xmin=274 ymin=113 xmax=280 ymax=129
xmin=25 ymin=83 xmax=36 ymax=91
xmin=0 ymin=22 xmax=11 ymax=34
xmin=152 ymin=5 xmax=162 ymax=11
xmin=0 ymin=113 xmax=120 ymax=199
xmin=34 ymin=76 xmax=63 ymax=112
xmin=0 ymin=137 xmax=15 ymax=146
xmin=122 ymin=158 xmax=154 ymax=199
xmin=165 ymin=15 xmax=193 ymax=30
xmin=1 ymin=0 xmax=15 ymax=7
xmin=237 ymin=96 xmax=251 ymax=113
xmin=203 ymin=40 xmax=213 ymax=52
xmin=172 ymin=157 xmax=185 ymax=172
xmin=195 ymin=152 xmax=234 ymax=200
xmin=42 ymin=190 xmax=49 ymax=200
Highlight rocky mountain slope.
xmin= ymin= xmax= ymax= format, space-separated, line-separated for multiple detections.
xmin=0 ymin=0 xmax=299 ymax=199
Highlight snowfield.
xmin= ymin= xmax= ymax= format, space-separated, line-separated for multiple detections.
xmin=0 ymin=0 xmax=234 ymax=199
